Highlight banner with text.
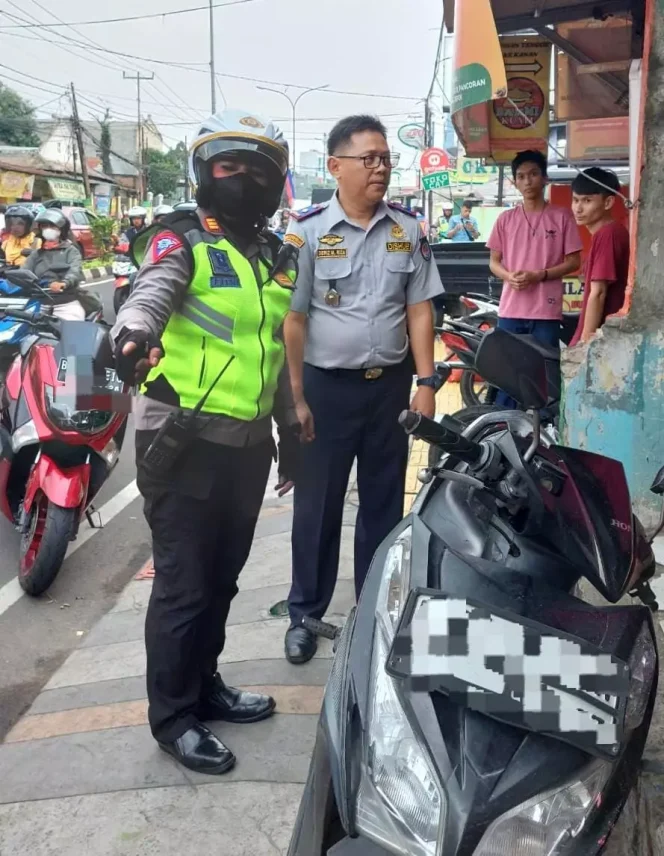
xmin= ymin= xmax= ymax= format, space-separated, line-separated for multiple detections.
xmin=0 ymin=170 xmax=34 ymax=200
xmin=489 ymin=36 xmax=551 ymax=164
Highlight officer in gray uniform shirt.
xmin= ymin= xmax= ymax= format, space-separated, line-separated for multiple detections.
xmin=283 ymin=114 xmax=444 ymax=664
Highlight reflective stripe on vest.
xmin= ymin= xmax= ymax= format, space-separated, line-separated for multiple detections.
xmin=141 ymin=234 xmax=293 ymax=421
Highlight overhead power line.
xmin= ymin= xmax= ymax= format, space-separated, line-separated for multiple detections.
xmin=0 ymin=0 xmax=261 ymax=28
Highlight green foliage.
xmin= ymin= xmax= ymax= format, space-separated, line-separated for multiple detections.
xmin=90 ymin=215 xmax=116 ymax=254
xmin=0 ymin=84 xmax=39 ymax=147
xmin=144 ymin=144 xmax=186 ymax=199
xmin=97 ymin=109 xmax=112 ymax=175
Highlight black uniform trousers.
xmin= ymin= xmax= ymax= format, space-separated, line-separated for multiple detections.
xmin=135 ymin=431 xmax=273 ymax=744
xmin=288 ymin=359 xmax=411 ymax=625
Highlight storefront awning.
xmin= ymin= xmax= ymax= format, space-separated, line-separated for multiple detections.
xmin=47 ymin=178 xmax=85 ymax=201
xmin=444 ymin=0 xmax=634 ymax=34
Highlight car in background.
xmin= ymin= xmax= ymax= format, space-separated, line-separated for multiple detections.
xmin=60 ymin=206 xmax=98 ymax=259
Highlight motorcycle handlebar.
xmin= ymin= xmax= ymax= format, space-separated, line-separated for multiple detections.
xmin=399 ymin=410 xmax=485 ymax=467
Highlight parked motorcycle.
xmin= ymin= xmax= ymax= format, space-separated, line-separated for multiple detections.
xmin=112 ymin=243 xmax=136 ymax=314
xmin=0 ymin=274 xmax=130 ymax=594
xmin=288 ymin=326 xmax=659 ymax=856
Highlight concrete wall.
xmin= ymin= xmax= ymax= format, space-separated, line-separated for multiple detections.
xmin=562 ymin=0 xmax=664 ymax=531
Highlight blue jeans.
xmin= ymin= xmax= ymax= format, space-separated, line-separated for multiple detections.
xmin=495 ymin=317 xmax=560 ymax=409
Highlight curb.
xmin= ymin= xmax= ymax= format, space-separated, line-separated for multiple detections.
xmin=82 ymin=265 xmax=113 ymax=283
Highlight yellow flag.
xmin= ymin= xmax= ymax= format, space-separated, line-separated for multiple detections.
xmin=451 ymin=0 xmax=507 ymax=115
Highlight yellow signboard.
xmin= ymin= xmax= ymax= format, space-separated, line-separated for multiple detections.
xmin=489 ymin=37 xmax=552 ymax=164
xmin=0 ymin=170 xmax=34 ymax=200
xmin=451 ymin=0 xmax=507 ymax=113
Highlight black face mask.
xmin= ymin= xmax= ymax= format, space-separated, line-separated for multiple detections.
xmin=202 ymin=174 xmax=266 ymax=231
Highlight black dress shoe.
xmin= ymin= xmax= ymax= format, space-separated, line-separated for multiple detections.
xmin=198 ymin=677 xmax=276 ymax=724
xmin=285 ymin=625 xmax=317 ymax=665
xmin=159 ymin=721 xmax=236 ymax=775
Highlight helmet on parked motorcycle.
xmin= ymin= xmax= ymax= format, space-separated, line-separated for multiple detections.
xmin=189 ymin=108 xmax=289 ymax=220
xmin=5 ymin=205 xmax=34 ymax=230
xmin=35 ymin=209 xmax=70 ymax=240
xmin=153 ymin=204 xmax=174 ymax=222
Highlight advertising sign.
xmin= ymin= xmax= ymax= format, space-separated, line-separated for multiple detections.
xmin=420 ymin=148 xmax=450 ymax=174
xmin=47 ymin=178 xmax=85 ymax=201
xmin=0 ymin=171 xmax=34 ymax=200
xmin=567 ymin=117 xmax=629 ymax=162
xmin=451 ymin=0 xmax=507 ymax=114
xmin=398 ymin=124 xmax=425 ymax=150
xmin=422 ymin=171 xmax=450 ymax=191
xmin=489 ymin=36 xmax=551 ymax=164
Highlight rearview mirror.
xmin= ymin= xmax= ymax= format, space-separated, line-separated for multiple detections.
xmin=651 ymin=466 xmax=664 ymax=495
xmin=475 ymin=328 xmax=560 ymax=410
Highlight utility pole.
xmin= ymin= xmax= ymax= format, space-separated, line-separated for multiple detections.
xmin=70 ymin=83 xmax=91 ymax=200
xmin=423 ymin=99 xmax=432 ymax=215
xmin=123 ymin=71 xmax=154 ymax=201
xmin=209 ymin=0 xmax=216 ymax=113
xmin=322 ymin=133 xmax=328 ymax=184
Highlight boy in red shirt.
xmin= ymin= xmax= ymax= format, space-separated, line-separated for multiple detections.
xmin=570 ymin=168 xmax=630 ymax=346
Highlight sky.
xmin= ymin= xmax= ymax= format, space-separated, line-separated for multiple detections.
xmin=0 ymin=0 xmax=447 ymax=178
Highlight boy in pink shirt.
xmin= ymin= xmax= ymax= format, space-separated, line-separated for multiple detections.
xmin=486 ymin=151 xmax=583 ymax=407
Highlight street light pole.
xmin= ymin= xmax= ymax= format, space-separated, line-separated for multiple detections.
xmin=256 ymin=84 xmax=329 ymax=173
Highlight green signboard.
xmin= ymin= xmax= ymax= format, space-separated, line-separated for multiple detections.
xmin=422 ymin=171 xmax=450 ymax=191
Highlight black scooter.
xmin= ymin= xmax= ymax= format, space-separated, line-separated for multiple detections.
xmin=289 ymin=327 xmax=660 ymax=856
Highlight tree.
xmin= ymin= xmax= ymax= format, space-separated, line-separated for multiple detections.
xmin=144 ymin=146 xmax=185 ymax=199
xmin=97 ymin=109 xmax=112 ymax=175
xmin=0 ymin=84 xmax=40 ymax=147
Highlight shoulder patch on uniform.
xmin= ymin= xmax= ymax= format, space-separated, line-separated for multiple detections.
xmin=150 ymin=231 xmax=183 ymax=263
xmin=290 ymin=204 xmax=326 ymax=222
xmin=419 ymin=235 xmax=432 ymax=262
xmin=387 ymin=201 xmax=417 ymax=217
xmin=283 ymin=232 xmax=305 ymax=249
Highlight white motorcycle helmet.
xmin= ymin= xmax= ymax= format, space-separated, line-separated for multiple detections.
xmin=153 ymin=204 xmax=174 ymax=221
xmin=127 ymin=206 xmax=147 ymax=225
xmin=189 ymin=108 xmax=289 ymax=218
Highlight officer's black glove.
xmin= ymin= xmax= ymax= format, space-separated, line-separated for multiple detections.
xmin=274 ymin=424 xmax=300 ymax=497
xmin=114 ymin=327 xmax=164 ymax=385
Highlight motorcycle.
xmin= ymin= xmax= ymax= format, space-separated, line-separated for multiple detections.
xmin=111 ymin=242 xmax=136 ymax=314
xmin=288 ymin=327 xmax=659 ymax=856
xmin=0 ymin=270 xmax=131 ymax=594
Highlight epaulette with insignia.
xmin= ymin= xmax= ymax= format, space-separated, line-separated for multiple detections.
xmin=290 ymin=203 xmax=326 ymax=222
xmin=387 ymin=201 xmax=417 ymax=217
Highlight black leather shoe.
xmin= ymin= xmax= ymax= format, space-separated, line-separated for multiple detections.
xmin=198 ymin=677 xmax=276 ymax=724
xmin=285 ymin=625 xmax=317 ymax=664
xmin=159 ymin=721 xmax=236 ymax=775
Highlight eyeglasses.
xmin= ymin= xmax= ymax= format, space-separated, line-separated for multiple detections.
xmin=334 ymin=153 xmax=400 ymax=169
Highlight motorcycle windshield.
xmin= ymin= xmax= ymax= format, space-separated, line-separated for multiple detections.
xmin=537 ymin=445 xmax=635 ymax=602
xmin=51 ymin=320 xmax=132 ymax=414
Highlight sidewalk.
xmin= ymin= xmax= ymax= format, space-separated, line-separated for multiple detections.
xmin=1 ymin=376 xmax=663 ymax=854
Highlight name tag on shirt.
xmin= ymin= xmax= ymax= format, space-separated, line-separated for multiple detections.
xmin=386 ymin=241 xmax=412 ymax=253
xmin=316 ymin=248 xmax=348 ymax=259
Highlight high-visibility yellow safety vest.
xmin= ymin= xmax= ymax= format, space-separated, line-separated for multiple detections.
xmin=140 ymin=228 xmax=294 ymax=421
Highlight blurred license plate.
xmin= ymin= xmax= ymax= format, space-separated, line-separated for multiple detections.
xmin=112 ymin=262 xmax=132 ymax=275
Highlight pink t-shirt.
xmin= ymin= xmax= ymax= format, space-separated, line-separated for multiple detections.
xmin=486 ymin=204 xmax=583 ymax=320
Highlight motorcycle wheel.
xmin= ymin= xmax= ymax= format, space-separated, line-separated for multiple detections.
xmin=427 ymin=404 xmax=506 ymax=470
xmin=460 ymin=369 xmax=499 ymax=408
xmin=19 ymin=497 xmax=77 ymax=596
xmin=112 ymin=287 xmax=127 ymax=315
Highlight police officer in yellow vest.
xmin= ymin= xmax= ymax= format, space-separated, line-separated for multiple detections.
xmin=111 ymin=109 xmax=299 ymax=775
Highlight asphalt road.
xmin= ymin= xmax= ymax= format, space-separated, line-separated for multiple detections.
xmin=0 ymin=278 xmax=147 ymax=738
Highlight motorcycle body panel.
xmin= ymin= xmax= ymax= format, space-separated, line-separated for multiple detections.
xmin=23 ymin=456 xmax=90 ymax=514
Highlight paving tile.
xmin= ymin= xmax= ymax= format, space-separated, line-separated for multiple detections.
xmin=0 ymin=715 xmax=316 ymax=804
xmin=0 ymin=725 xmax=189 ymax=804
xmin=9 ymin=686 xmax=323 ymax=743
xmin=47 ymin=620 xmax=334 ymax=690
xmin=0 ymin=782 xmax=303 ymax=856
xmin=29 ymin=658 xmax=333 ymax=716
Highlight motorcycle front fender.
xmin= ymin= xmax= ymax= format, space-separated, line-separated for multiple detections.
xmin=23 ymin=455 xmax=90 ymax=514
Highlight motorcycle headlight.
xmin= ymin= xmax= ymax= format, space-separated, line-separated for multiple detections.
xmin=355 ymin=620 xmax=445 ymax=856
xmin=45 ymin=387 xmax=114 ymax=435
xmin=624 ymin=622 xmax=657 ymax=732
xmin=377 ymin=526 xmax=412 ymax=637
xmin=473 ymin=761 xmax=610 ymax=856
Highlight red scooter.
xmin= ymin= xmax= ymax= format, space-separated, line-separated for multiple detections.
xmin=0 ymin=280 xmax=130 ymax=595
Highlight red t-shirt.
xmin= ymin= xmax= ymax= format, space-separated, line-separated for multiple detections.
xmin=570 ymin=221 xmax=630 ymax=347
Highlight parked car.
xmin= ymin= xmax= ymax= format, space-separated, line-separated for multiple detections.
xmin=60 ymin=206 xmax=98 ymax=259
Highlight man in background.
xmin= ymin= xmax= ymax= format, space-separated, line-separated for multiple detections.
xmin=437 ymin=204 xmax=454 ymax=240
xmin=569 ymin=167 xmax=629 ymax=346
xmin=447 ymin=200 xmax=480 ymax=242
